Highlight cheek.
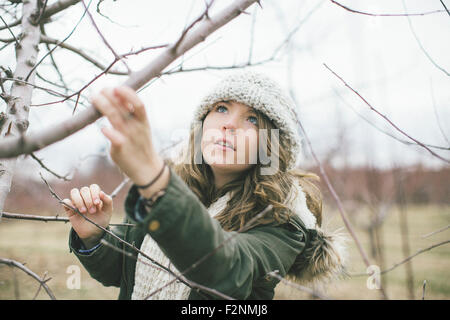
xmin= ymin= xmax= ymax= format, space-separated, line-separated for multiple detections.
xmin=235 ymin=130 xmax=259 ymax=157
xmin=200 ymin=117 xmax=222 ymax=152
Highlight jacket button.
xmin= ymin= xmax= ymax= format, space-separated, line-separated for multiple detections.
xmin=148 ymin=220 xmax=160 ymax=232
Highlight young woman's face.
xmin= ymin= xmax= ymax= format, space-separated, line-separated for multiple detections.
xmin=201 ymin=101 xmax=259 ymax=172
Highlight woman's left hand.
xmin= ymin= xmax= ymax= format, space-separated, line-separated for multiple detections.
xmin=91 ymin=86 xmax=164 ymax=185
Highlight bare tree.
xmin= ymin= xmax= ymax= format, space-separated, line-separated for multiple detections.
xmin=1 ymin=0 xmax=448 ymax=300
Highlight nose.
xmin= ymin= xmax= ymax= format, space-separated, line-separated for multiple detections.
xmin=222 ymin=123 xmax=236 ymax=134
xmin=221 ymin=113 xmax=239 ymax=134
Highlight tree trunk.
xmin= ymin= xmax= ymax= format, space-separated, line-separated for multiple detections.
xmin=0 ymin=0 xmax=41 ymax=218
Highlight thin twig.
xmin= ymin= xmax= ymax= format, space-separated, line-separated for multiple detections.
xmin=332 ymin=87 xmax=449 ymax=151
xmin=30 ymin=154 xmax=71 ymax=181
xmin=32 ymin=271 xmax=51 ymax=300
xmin=267 ymin=270 xmax=332 ymax=300
xmin=162 ymin=3 xmax=318 ymax=78
xmin=324 ymin=63 xmax=450 ymax=164
xmin=31 ymin=58 xmax=120 ymax=107
xmin=81 ymin=0 xmax=131 ymax=74
xmin=34 ymin=0 xmax=49 ymax=25
xmin=39 ymin=35 xmax=128 ymax=76
xmin=330 ymin=0 xmax=446 ymax=17
xmin=350 ymin=240 xmax=450 ymax=276
xmin=172 ymin=0 xmax=215 ymax=54
xmin=402 ymin=0 xmax=449 ymax=77
xmin=0 ymin=15 xmax=19 ymax=47
xmin=430 ymin=79 xmax=450 ymax=147
xmin=0 ymin=211 xmax=135 ymax=227
xmin=439 ymin=0 xmax=450 ymax=17
xmin=40 ymin=25 xmax=71 ymax=95
xmin=382 ymin=242 xmax=448 ymax=276
xmin=421 ymin=224 xmax=450 ymax=238
xmin=422 ymin=280 xmax=427 ymax=300
xmin=0 ymin=76 xmax=70 ymax=98
xmin=0 ymin=258 xmax=56 ymax=300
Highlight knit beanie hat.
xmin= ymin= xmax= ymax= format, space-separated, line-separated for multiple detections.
xmin=191 ymin=71 xmax=302 ymax=169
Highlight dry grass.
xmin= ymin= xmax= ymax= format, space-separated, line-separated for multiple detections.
xmin=275 ymin=204 xmax=450 ymax=300
xmin=0 ymin=204 xmax=448 ymax=300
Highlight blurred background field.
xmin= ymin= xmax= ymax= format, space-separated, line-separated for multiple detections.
xmin=0 ymin=202 xmax=448 ymax=300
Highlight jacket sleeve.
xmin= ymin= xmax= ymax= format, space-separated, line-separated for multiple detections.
xmin=68 ymin=221 xmax=128 ymax=288
xmin=125 ymin=166 xmax=306 ymax=299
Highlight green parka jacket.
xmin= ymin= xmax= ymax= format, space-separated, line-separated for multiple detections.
xmin=69 ymin=166 xmax=345 ymax=300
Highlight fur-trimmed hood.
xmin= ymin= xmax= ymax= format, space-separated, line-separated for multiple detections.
xmin=284 ymin=182 xmax=348 ymax=284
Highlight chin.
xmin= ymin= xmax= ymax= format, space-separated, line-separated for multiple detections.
xmin=205 ymin=156 xmax=252 ymax=171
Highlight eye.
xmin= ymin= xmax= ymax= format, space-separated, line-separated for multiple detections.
xmin=248 ymin=115 xmax=258 ymax=126
xmin=216 ymin=105 xmax=227 ymax=113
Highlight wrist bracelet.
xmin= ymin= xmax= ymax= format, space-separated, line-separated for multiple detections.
xmin=134 ymin=161 xmax=167 ymax=190
xmin=140 ymin=168 xmax=172 ymax=212
xmin=141 ymin=188 xmax=167 ymax=209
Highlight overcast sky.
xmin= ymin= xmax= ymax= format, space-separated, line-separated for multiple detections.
xmin=1 ymin=0 xmax=449 ymax=180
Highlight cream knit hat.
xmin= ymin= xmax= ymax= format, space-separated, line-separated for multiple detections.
xmin=191 ymin=71 xmax=302 ymax=169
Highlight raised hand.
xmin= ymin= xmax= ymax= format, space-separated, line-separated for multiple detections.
xmin=91 ymin=86 xmax=164 ymax=186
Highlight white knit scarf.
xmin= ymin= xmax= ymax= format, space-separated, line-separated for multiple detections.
xmin=131 ymin=183 xmax=316 ymax=300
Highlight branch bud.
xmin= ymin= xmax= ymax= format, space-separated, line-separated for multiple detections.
xmin=15 ymin=119 xmax=29 ymax=133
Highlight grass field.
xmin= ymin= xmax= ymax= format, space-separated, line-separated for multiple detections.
xmin=0 ymin=204 xmax=448 ymax=300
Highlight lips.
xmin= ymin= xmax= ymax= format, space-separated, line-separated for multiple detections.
xmin=215 ymin=138 xmax=235 ymax=151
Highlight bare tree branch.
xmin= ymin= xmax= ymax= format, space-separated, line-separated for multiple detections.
xmin=422 ymin=280 xmax=427 ymax=300
xmin=32 ymin=0 xmax=49 ymax=25
xmin=0 ymin=0 xmax=81 ymax=31
xmin=330 ymin=0 xmax=446 ymax=17
xmin=0 ymin=14 xmax=19 ymax=46
xmin=267 ymin=270 xmax=332 ymax=300
xmin=332 ymin=86 xmax=450 ymax=151
xmin=81 ymin=0 xmax=131 ymax=74
xmin=324 ymin=63 xmax=450 ymax=164
xmin=0 ymin=76 xmax=67 ymax=98
xmin=30 ymin=153 xmax=71 ymax=181
xmin=402 ymin=0 xmax=449 ymax=77
xmin=0 ymin=258 xmax=56 ymax=300
xmin=440 ymin=0 xmax=450 ymax=17
xmin=350 ymin=240 xmax=450 ymax=276
xmin=0 ymin=211 xmax=135 ymax=227
xmin=421 ymin=224 xmax=450 ymax=239
xmin=39 ymin=35 xmax=128 ymax=75
xmin=430 ymin=79 xmax=450 ymax=147
xmin=32 ymin=271 xmax=51 ymax=300
xmin=0 ymin=0 xmax=261 ymax=159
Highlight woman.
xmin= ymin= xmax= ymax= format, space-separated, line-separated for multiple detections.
xmin=63 ymin=71 xmax=346 ymax=300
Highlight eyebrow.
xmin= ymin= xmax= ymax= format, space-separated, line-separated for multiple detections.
xmin=217 ymin=101 xmax=257 ymax=115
